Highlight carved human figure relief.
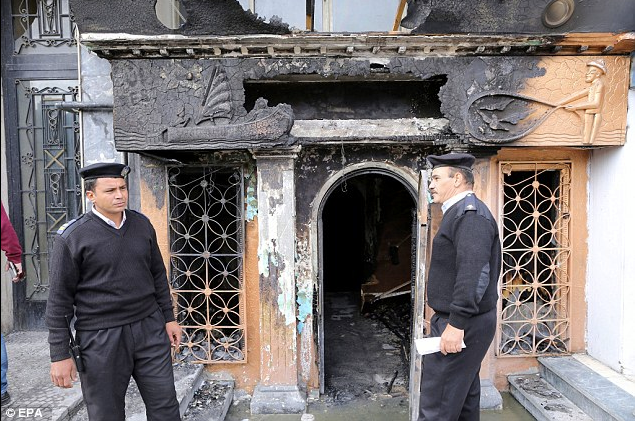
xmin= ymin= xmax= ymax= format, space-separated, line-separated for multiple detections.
xmin=556 ymin=59 xmax=606 ymax=144
xmin=466 ymin=59 xmax=610 ymax=145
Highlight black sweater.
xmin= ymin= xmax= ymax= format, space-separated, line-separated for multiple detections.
xmin=427 ymin=193 xmax=501 ymax=330
xmin=46 ymin=210 xmax=175 ymax=362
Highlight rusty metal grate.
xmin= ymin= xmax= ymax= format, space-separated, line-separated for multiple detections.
xmin=498 ymin=162 xmax=571 ymax=357
xmin=168 ymin=166 xmax=246 ymax=363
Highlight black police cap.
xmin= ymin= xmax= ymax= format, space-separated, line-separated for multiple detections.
xmin=427 ymin=153 xmax=475 ymax=171
xmin=78 ymin=162 xmax=130 ymax=180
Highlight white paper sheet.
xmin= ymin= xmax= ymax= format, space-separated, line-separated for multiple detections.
xmin=415 ymin=337 xmax=466 ymax=355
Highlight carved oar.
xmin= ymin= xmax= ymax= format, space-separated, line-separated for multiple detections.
xmin=466 ymin=91 xmax=566 ymax=144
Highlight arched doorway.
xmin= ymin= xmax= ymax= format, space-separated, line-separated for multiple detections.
xmin=319 ymin=172 xmax=416 ymax=402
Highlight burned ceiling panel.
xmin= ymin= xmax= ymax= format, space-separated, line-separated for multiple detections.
xmin=402 ymin=0 xmax=635 ymax=34
xmin=69 ymin=0 xmax=290 ymax=36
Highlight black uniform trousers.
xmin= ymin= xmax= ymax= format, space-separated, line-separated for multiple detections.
xmin=77 ymin=308 xmax=180 ymax=421
xmin=418 ymin=308 xmax=496 ymax=421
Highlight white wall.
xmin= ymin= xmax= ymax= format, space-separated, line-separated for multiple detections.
xmin=586 ymin=56 xmax=635 ymax=377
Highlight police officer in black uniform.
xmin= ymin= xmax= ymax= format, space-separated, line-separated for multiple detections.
xmin=46 ymin=162 xmax=182 ymax=421
xmin=418 ymin=153 xmax=501 ymax=421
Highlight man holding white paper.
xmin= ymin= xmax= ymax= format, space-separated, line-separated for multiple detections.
xmin=418 ymin=153 xmax=501 ymax=421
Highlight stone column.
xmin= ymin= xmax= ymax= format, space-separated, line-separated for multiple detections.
xmin=250 ymin=147 xmax=305 ymax=414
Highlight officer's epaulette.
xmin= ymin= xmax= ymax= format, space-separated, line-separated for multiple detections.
xmin=56 ymin=213 xmax=89 ymax=237
xmin=459 ymin=193 xmax=495 ymax=221
xmin=463 ymin=193 xmax=477 ymax=213
xmin=56 ymin=218 xmax=77 ymax=234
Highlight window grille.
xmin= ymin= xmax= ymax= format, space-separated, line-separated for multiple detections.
xmin=168 ymin=166 xmax=246 ymax=363
xmin=498 ymin=162 xmax=571 ymax=356
xmin=12 ymin=0 xmax=76 ymax=54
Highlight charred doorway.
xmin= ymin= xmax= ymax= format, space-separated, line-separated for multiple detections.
xmin=320 ymin=172 xmax=416 ymax=402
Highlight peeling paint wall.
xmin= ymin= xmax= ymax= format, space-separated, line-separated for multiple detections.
xmin=255 ymin=150 xmax=300 ymax=385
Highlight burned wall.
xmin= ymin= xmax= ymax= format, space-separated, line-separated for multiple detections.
xmin=243 ymin=78 xmax=445 ymax=120
xmin=111 ymin=56 xmax=550 ymax=152
xmin=402 ymin=0 xmax=634 ymax=34
xmin=111 ymin=55 xmax=629 ymax=152
xmin=69 ymin=0 xmax=633 ymax=36
xmin=69 ymin=0 xmax=290 ymax=35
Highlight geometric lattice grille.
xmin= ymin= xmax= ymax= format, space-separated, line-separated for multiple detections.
xmin=16 ymin=80 xmax=81 ymax=301
xmin=168 ymin=166 xmax=246 ymax=363
xmin=498 ymin=162 xmax=571 ymax=356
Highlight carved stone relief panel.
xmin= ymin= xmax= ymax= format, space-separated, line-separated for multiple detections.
xmin=111 ymin=59 xmax=294 ymax=151
xmin=110 ymin=56 xmax=629 ymax=152
xmin=466 ymin=56 xmax=629 ymax=146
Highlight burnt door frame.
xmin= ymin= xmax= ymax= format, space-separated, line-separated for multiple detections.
xmin=315 ymin=164 xmax=418 ymax=396
xmin=409 ymin=169 xmax=431 ymax=421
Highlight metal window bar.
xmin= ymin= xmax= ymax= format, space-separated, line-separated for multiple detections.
xmin=168 ymin=166 xmax=246 ymax=363
xmin=497 ymin=162 xmax=571 ymax=357
xmin=16 ymin=80 xmax=82 ymax=301
xmin=12 ymin=0 xmax=76 ymax=54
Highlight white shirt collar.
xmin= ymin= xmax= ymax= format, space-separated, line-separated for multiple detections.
xmin=92 ymin=207 xmax=126 ymax=229
xmin=442 ymin=190 xmax=474 ymax=214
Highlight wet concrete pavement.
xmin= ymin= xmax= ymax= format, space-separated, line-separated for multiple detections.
xmin=0 ymin=293 xmax=534 ymax=420
xmin=224 ymin=291 xmax=533 ymax=421
xmin=224 ymin=392 xmax=533 ymax=421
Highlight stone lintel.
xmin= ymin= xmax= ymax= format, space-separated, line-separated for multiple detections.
xmin=290 ymin=118 xmax=449 ymax=144
xmin=251 ymin=146 xmax=302 ymax=162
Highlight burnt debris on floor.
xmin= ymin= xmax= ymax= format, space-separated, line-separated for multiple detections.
xmin=323 ymin=291 xmax=411 ymax=405
xmin=364 ymin=293 xmax=413 ymax=374
xmin=182 ymin=379 xmax=234 ymax=421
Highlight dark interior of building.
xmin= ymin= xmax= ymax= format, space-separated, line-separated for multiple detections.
xmin=321 ymin=173 xmax=415 ymax=401
xmin=244 ymin=77 xmax=446 ymax=120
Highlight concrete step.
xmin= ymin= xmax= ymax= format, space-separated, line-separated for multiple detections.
xmin=539 ymin=356 xmax=635 ymax=421
xmin=182 ymin=373 xmax=234 ymax=421
xmin=68 ymin=363 xmax=205 ymax=420
xmin=509 ymin=373 xmax=592 ymax=421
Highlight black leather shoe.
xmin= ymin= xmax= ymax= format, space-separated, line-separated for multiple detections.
xmin=0 ymin=391 xmax=10 ymax=406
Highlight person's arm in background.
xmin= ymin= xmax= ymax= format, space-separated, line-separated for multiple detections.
xmin=1 ymin=202 xmax=24 ymax=281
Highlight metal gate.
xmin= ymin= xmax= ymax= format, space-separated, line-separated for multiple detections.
xmin=1 ymin=0 xmax=79 ymax=328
